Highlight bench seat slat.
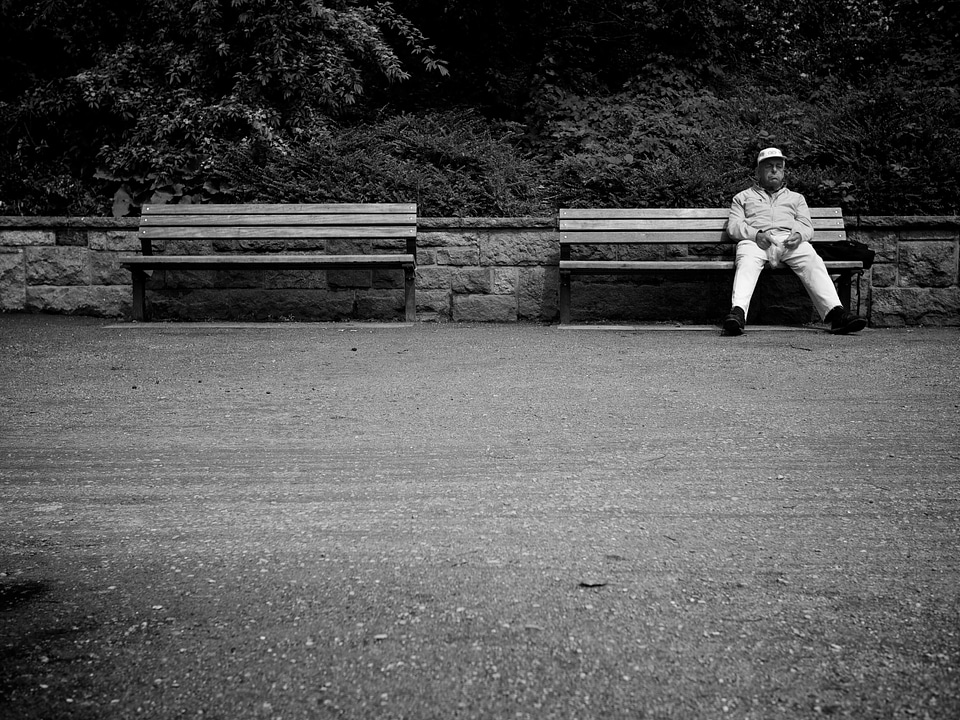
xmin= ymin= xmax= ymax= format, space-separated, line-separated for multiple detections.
xmin=559 ymin=207 xmax=842 ymax=220
xmin=560 ymin=217 xmax=844 ymax=233
xmin=141 ymin=213 xmax=417 ymax=227
xmin=121 ymin=254 xmax=415 ymax=269
xmin=142 ymin=203 xmax=416 ymax=215
xmin=560 ymin=229 xmax=849 ymax=244
xmin=560 ymin=260 xmax=864 ymax=272
xmin=140 ymin=225 xmax=416 ymax=240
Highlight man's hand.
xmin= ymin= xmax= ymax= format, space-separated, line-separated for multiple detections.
xmin=783 ymin=232 xmax=804 ymax=249
xmin=755 ymin=230 xmax=772 ymax=250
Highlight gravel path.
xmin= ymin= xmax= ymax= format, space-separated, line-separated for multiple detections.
xmin=2 ymin=316 xmax=959 ymax=719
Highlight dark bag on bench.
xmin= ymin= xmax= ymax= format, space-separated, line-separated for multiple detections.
xmin=814 ymin=240 xmax=875 ymax=269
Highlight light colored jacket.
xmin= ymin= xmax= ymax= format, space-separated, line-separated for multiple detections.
xmin=726 ymin=184 xmax=815 ymax=244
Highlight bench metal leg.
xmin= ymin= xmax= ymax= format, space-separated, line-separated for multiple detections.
xmin=131 ymin=270 xmax=147 ymax=321
xmin=559 ymin=272 xmax=571 ymax=324
xmin=837 ymin=270 xmax=852 ymax=310
xmin=404 ymin=267 xmax=416 ymax=322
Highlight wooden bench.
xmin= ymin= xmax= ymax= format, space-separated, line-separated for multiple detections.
xmin=558 ymin=207 xmax=863 ymax=324
xmin=120 ymin=203 xmax=417 ymax=321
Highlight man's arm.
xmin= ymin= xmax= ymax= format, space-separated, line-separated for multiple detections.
xmin=785 ymin=193 xmax=815 ymax=247
xmin=727 ymin=193 xmax=768 ymax=246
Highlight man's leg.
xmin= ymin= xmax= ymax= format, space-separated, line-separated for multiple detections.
xmin=725 ymin=240 xmax=766 ymax=334
xmin=783 ymin=242 xmax=866 ymax=333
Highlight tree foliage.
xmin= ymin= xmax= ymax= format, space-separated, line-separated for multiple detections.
xmin=0 ymin=0 xmax=446 ymax=214
xmin=0 ymin=0 xmax=957 ymax=215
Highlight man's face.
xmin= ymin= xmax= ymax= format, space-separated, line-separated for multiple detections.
xmin=757 ymin=158 xmax=785 ymax=191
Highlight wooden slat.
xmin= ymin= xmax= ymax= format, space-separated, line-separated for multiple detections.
xmin=562 ymin=230 xmax=726 ymax=244
xmin=140 ymin=213 xmax=416 ymax=227
xmin=560 ymin=229 xmax=848 ymax=245
xmin=559 ymin=207 xmax=842 ymax=220
xmin=120 ymin=254 xmax=415 ymax=269
xmin=561 ymin=261 xmax=737 ymax=272
xmin=560 ymin=217 xmax=844 ymax=232
xmin=560 ymin=208 xmax=731 ymax=220
xmin=140 ymin=225 xmax=416 ymax=240
xmin=142 ymin=203 xmax=416 ymax=215
xmin=559 ymin=259 xmax=862 ymax=273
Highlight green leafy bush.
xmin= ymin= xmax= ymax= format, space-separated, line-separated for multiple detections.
xmin=211 ymin=109 xmax=552 ymax=216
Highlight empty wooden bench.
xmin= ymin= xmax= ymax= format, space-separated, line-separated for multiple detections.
xmin=558 ymin=207 xmax=863 ymax=324
xmin=121 ymin=203 xmax=417 ymax=321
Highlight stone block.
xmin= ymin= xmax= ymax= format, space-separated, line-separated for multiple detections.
xmin=871 ymin=287 xmax=960 ymax=327
xmin=416 ymin=290 xmax=452 ymax=320
xmin=90 ymin=252 xmax=134 ymax=286
xmin=416 ymin=266 xmax=455 ymax=291
xmin=88 ymin=230 xmax=141 ymax=252
xmin=0 ymin=249 xmax=25 ymax=310
xmin=570 ymin=244 xmax=619 ymax=261
xmin=518 ymin=266 xmax=559 ymax=321
xmin=356 ymin=291 xmax=407 ymax=320
xmin=327 ymin=269 xmax=372 ymax=289
xmin=619 ymin=244 xmax=667 ymax=261
xmin=284 ymin=238 xmax=326 ymax=251
xmin=0 ymin=230 xmax=55 ymax=247
xmin=213 ymin=269 xmax=265 ymax=289
xmin=416 ymin=248 xmax=438 ymax=265
xmin=436 ymin=246 xmax=480 ymax=266
xmin=417 ymin=231 xmax=479 ymax=249
xmin=147 ymin=289 xmax=358 ymax=322
xmin=56 ymin=228 xmax=88 ymax=247
xmin=480 ymin=231 xmax=558 ymax=266
xmin=452 ymin=294 xmax=517 ymax=322
xmin=848 ymin=230 xmax=898 ymax=263
xmin=870 ymin=263 xmax=897 ymax=288
xmin=154 ymin=268 xmax=214 ymax=289
xmin=899 ymin=241 xmax=957 ymax=288
xmin=235 ymin=238 xmax=285 ymax=253
xmin=372 ymin=268 xmax=405 ymax=289
xmin=159 ymin=239 xmax=215 ymax=255
xmin=451 ymin=267 xmax=492 ymax=294
xmin=492 ymin=268 xmax=518 ymax=295
xmin=371 ymin=238 xmax=410 ymax=252
xmin=325 ymin=238 xmax=372 ymax=255
xmin=264 ymin=269 xmax=327 ymax=290
xmin=25 ymin=285 xmax=128 ymax=317
xmin=25 ymin=246 xmax=88 ymax=286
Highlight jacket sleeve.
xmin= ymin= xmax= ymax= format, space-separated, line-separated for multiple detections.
xmin=791 ymin=193 xmax=815 ymax=242
xmin=726 ymin=192 xmax=760 ymax=242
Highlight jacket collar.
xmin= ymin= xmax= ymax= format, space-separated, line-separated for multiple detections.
xmin=752 ymin=182 xmax=789 ymax=199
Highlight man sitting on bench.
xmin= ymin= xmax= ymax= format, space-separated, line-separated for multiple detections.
xmin=722 ymin=147 xmax=867 ymax=336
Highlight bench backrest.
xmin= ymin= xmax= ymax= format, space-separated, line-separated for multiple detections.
xmin=559 ymin=208 xmax=846 ymax=250
xmin=138 ymin=203 xmax=417 ymax=255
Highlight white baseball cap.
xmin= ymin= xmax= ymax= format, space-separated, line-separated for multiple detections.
xmin=757 ymin=147 xmax=786 ymax=165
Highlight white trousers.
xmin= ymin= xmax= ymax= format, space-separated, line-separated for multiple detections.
xmin=731 ymin=240 xmax=841 ymax=321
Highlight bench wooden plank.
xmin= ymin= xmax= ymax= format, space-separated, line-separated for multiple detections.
xmin=559 ymin=207 xmax=842 ymax=219
xmin=140 ymin=213 xmax=416 ymax=227
xmin=142 ymin=203 xmax=416 ymax=215
xmin=560 ymin=229 xmax=848 ymax=244
xmin=121 ymin=254 xmax=415 ymax=269
xmin=140 ymin=225 xmax=416 ymax=240
xmin=560 ymin=260 xmax=864 ymax=272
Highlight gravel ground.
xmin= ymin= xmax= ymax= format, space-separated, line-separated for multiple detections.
xmin=1 ymin=315 xmax=959 ymax=720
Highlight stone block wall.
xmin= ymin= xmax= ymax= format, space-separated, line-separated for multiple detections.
xmin=1 ymin=215 xmax=957 ymax=325
xmin=849 ymin=217 xmax=960 ymax=327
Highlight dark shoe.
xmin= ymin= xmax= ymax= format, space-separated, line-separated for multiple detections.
xmin=828 ymin=307 xmax=867 ymax=334
xmin=722 ymin=306 xmax=745 ymax=336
